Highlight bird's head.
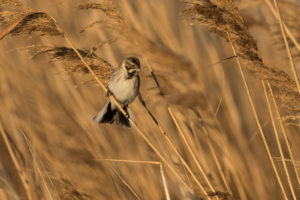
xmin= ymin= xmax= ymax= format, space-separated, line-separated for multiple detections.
xmin=122 ymin=57 xmax=141 ymax=76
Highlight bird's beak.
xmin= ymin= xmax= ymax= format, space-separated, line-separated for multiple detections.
xmin=128 ymin=68 xmax=140 ymax=74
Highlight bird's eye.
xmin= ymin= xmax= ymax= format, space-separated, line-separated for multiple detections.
xmin=126 ymin=58 xmax=140 ymax=67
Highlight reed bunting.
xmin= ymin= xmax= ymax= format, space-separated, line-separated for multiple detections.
xmin=93 ymin=57 xmax=141 ymax=128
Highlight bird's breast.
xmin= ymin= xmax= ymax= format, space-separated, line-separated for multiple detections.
xmin=108 ymin=75 xmax=140 ymax=106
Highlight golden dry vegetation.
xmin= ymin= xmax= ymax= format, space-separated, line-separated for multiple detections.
xmin=0 ymin=0 xmax=300 ymax=199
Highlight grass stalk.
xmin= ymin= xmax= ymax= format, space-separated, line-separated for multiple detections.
xmin=159 ymin=163 xmax=171 ymax=200
xmin=139 ymin=94 xmax=209 ymax=196
xmin=19 ymin=129 xmax=59 ymax=200
xmin=269 ymin=0 xmax=300 ymax=94
xmin=267 ymin=82 xmax=300 ymax=185
xmin=103 ymin=159 xmax=170 ymax=200
xmin=199 ymin=124 xmax=232 ymax=194
xmin=0 ymin=124 xmax=32 ymax=200
xmin=226 ymin=31 xmax=288 ymax=200
xmin=141 ymin=52 xmax=231 ymax=198
xmin=262 ymin=81 xmax=296 ymax=200
xmin=264 ymin=0 xmax=300 ymax=52
xmin=168 ymin=107 xmax=216 ymax=199
xmin=142 ymin=56 xmax=232 ymax=196
xmin=139 ymin=56 xmax=213 ymax=196
xmin=108 ymin=166 xmax=143 ymax=200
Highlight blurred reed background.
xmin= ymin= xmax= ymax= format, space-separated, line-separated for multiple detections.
xmin=0 ymin=0 xmax=300 ymax=199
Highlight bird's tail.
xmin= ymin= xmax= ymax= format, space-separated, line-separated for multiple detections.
xmin=93 ymin=101 xmax=132 ymax=128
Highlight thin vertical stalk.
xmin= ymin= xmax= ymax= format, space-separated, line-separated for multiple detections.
xmin=267 ymin=82 xmax=300 ymax=185
xmin=200 ymin=125 xmax=231 ymax=194
xmin=272 ymin=0 xmax=300 ymax=94
xmin=0 ymin=125 xmax=32 ymax=200
xmin=262 ymin=81 xmax=296 ymax=200
xmin=142 ymin=54 xmax=231 ymax=195
xmin=103 ymin=160 xmax=171 ymax=200
xmin=159 ymin=132 xmax=209 ymax=197
xmin=264 ymin=0 xmax=300 ymax=52
xmin=139 ymin=58 xmax=213 ymax=196
xmin=168 ymin=108 xmax=216 ymax=198
xmin=109 ymin=167 xmax=143 ymax=200
xmin=138 ymin=95 xmax=209 ymax=196
xmin=226 ymin=31 xmax=288 ymax=200
xmin=159 ymin=164 xmax=171 ymax=200
xmin=19 ymin=129 xmax=60 ymax=200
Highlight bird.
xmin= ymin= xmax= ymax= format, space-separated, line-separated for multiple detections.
xmin=93 ymin=56 xmax=141 ymax=128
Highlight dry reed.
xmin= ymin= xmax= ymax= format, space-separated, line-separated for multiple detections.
xmin=0 ymin=0 xmax=300 ymax=199
xmin=182 ymin=0 xmax=300 ymax=113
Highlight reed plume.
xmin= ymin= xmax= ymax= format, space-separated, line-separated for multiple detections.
xmin=182 ymin=0 xmax=300 ymax=114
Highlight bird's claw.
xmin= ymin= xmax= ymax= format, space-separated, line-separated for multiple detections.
xmin=106 ymin=89 xmax=112 ymax=97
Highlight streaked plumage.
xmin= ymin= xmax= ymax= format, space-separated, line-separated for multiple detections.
xmin=93 ymin=57 xmax=141 ymax=128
